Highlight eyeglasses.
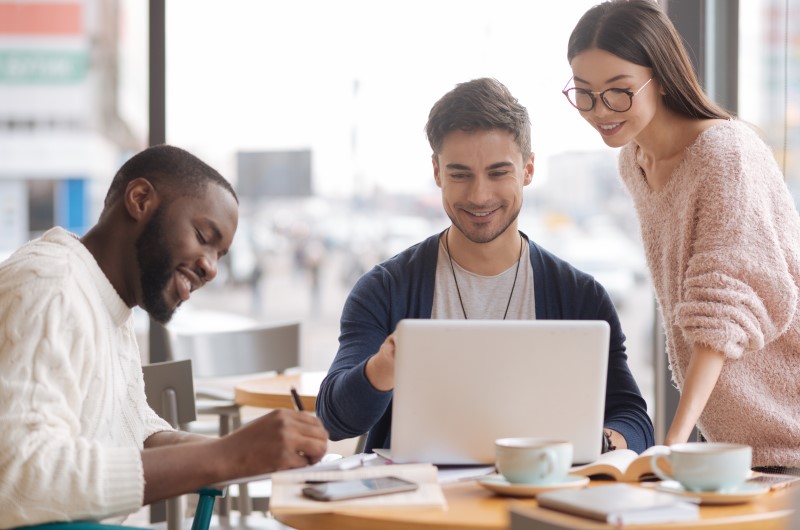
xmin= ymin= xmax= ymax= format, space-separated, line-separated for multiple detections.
xmin=562 ymin=77 xmax=653 ymax=112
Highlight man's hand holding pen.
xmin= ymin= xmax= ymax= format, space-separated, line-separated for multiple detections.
xmin=291 ymin=386 xmax=305 ymax=412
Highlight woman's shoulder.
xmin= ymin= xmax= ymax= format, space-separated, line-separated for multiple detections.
xmin=685 ymin=119 xmax=773 ymax=172
xmin=685 ymin=119 xmax=784 ymax=203
xmin=693 ymin=118 xmax=768 ymax=152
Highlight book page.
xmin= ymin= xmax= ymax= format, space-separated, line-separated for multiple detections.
xmin=270 ymin=463 xmax=446 ymax=513
xmin=623 ymin=445 xmax=670 ymax=481
xmin=570 ymin=449 xmax=638 ymax=480
xmin=570 ymin=445 xmax=671 ymax=481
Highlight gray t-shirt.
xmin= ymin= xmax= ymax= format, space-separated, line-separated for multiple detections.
xmin=432 ymin=237 xmax=535 ymax=320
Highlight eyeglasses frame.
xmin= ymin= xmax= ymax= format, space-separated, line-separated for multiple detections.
xmin=562 ymin=77 xmax=654 ymax=112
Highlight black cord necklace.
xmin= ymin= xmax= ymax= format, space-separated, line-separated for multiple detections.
xmin=443 ymin=227 xmax=525 ymax=320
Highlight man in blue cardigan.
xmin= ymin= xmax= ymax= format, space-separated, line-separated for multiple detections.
xmin=316 ymin=78 xmax=654 ymax=455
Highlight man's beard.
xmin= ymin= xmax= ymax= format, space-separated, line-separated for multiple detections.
xmin=135 ymin=207 xmax=177 ymax=324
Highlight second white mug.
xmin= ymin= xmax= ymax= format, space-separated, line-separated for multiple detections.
xmin=651 ymin=442 xmax=752 ymax=492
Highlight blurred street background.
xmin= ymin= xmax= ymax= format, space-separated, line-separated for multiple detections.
xmin=3 ymin=0 xmax=798 ymax=429
xmin=147 ymin=196 xmax=658 ymax=415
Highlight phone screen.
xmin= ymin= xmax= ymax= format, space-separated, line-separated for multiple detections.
xmin=301 ymin=476 xmax=418 ymax=501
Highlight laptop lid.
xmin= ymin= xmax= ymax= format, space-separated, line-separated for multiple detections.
xmin=389 ymin=319 xmax=610 ymax=465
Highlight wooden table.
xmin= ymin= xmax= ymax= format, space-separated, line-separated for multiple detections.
xmin=271 ymin=480 xmax=795 ymax=530
xmin=237 ymin=374 xmax=795 ymax=529
xmin=234 ymin=371 xmax=325 ymax=411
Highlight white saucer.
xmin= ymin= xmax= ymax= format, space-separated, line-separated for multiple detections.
xmin=477 ymin=474 xmax=589 ymax=497
xmin=656 ymin=480 xmax=770 ymax=505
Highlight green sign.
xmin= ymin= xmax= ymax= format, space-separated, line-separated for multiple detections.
xmin=0 ymin=50 xmax=88 ymax=84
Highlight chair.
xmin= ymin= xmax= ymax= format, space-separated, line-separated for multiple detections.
xmin=160 ymin=320 xmax=302 ymax=515
xmin=171 ymin=320 xmax=300 ymax=438
xmin=13 ymin=487 xmax=224 ymax=530
xmin=14 ymin=361 xmax=223 ymax=530
xmin=142 ymin=359 xmax=204 ymax=530
xmin=150 ymin=319 xmax=300 ymax=437
xmin=168 ymin=320 xmax=301 ymax=377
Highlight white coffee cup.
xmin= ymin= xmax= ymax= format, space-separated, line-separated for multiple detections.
xmin=651 ymin=442 xmax=752 ymax=492
xmin=495 ymin=438 xmax=572 ymax=485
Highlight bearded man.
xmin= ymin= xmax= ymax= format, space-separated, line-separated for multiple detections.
xmin=0 ymin=145 xmax=328 ymax=528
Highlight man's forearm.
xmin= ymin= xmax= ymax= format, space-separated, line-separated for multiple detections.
xmin=141 ymin=438 xmax=226 ymax=505
xmin=139 ymin=409 xmax=330 ymax=505
xmin=145 ymin=429 xmax=212 ymax=448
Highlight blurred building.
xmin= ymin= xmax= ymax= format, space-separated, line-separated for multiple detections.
xmin=236 ymin=149 xmax=313 ymax=201
xmin=544 ymin=150 xmax=627 ymax=222
xmin=539 ymin=150 xmax=641 ymax=247
xmin=0 ymin=0 xmax=138 ymax=255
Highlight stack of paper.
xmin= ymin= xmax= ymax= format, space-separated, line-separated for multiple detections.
xmin=269 ymin=463 xmax=447 ymax=513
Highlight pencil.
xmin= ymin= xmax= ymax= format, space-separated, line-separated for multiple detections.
xmin=290 ymin=386 xmax=305 ymax=411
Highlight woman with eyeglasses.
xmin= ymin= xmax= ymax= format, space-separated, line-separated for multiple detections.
xmin=566 ymin=0 xmax=800 ymax=472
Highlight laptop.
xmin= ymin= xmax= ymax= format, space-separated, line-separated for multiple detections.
xmin=384 ymin=319 xmax=610 ymax=465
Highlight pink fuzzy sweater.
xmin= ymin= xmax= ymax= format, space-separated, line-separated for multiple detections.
xmin=619 ymin=120 xmax=800 ymax=467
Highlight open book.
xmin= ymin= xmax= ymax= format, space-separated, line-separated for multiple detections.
xmin=269 ymin=462 xmax=447 ymax=514
xmin=570 ymin=445 xmax=670 ymax=481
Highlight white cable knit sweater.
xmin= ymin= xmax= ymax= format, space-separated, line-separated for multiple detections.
xmin=619 ymin=119 xmax=800 ymax=467
xmin=0 ymin=227 xmax=172 ymax=528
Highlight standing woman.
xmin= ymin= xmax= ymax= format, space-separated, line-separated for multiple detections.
xmin=565 ymin=0 xmax=800 ymax=470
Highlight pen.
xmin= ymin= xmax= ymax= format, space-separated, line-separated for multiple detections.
xmin=290 ymin=386 xmax=305 ymax=411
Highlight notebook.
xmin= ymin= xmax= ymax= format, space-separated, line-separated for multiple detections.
xmin=384 ymin=319 xmax=610 ymax=465
xmin=535 ymin=483 xmax=699 ymax=525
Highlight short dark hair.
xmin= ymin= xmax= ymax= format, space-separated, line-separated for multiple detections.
xmin=567 ymin=0 xmax=731 ymax=120
xmin=103 ymin=144 xmax=238 ymax=210
xmin=425 ymin=78 xmax=532 ymax=161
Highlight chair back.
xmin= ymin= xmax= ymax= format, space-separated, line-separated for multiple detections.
xmin=155 ymin=321 xmax=299 ymax=517
xmin=141 ymin=359 xmax=200 ymax=530
xmin=167 ymin=321 xmax=301 ymax=378
xmin=142 ymin=359 xmax=197 ymax=427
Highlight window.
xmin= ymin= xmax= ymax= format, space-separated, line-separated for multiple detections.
xmin=165 ymin=0 xmax=656 ymax=415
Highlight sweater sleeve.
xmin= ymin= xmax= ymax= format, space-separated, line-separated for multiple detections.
xmin=315 ymin=265 xmax=396 ymax=442
xmin=674 ymin=125 xmax=799 ymax=359
xmin=0 ymin=283 xmax=144 ymax=528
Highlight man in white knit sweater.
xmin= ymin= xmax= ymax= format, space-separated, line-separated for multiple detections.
xmin=0 ymin=145 xmax=329 ymax=528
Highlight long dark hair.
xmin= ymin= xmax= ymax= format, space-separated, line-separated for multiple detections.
xmin=567 ymin=0 xmax=731 ymax=120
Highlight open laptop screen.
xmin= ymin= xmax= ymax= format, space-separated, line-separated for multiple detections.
xmin=389 ymin=319 xmax=610 ymax=465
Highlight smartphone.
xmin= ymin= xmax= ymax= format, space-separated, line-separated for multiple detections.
xmin=301 ymin=476 xmax=418 ymax=501
xmin=746 ymin=473 xmax=800 ymax=490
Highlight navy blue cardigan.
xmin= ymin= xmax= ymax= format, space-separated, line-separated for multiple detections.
xmin=316 ymin=232 xmax=655 ymax=454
